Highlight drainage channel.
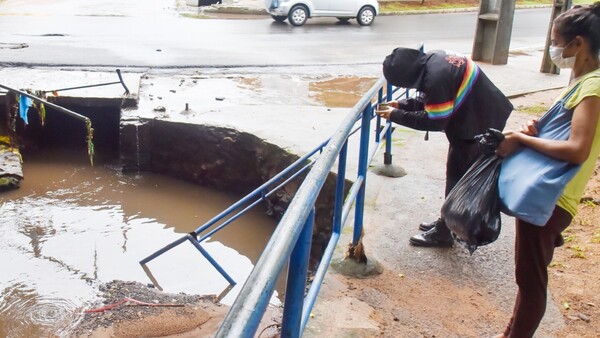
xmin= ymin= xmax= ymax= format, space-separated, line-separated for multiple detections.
xmin=0 ymin=72 xmax=378 ymax=336
xmin=0 ymin=91 xmax=285 ymax=336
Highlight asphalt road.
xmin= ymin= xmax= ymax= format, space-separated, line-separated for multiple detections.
xmin=0 ymin=0 xmax=553 ymax=68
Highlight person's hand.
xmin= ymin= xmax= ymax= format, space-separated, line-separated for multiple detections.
xmin=520 ymin=119 xmax=538 ymax=136
xmin=496 ymin=131 xmax=522 ymax=158
xmin=375 ymin=104 xmax=395 ymax=119
xmin=387 ymin=101 xmax=399 ymax=109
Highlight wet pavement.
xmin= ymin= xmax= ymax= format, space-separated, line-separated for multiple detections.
xmin=0 ymin=0 xmax=575 ymax=337
xmin=0 ymin=52 xmax=572 ymax=337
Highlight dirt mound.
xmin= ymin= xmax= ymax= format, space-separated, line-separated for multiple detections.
xmin=71 ymin=280 xmax=228 ymax=338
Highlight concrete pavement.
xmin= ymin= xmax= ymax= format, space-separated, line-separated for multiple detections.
xmin=0 ymin=2 xmax=573 ymax=336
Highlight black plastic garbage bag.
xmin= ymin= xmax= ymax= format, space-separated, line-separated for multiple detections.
xmin=441 ymin=129 xmax=504 ymax=252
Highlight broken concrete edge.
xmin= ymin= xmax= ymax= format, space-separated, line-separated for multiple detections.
xmin=119 ymin=117 xmax=354 ymax=264
xmin=505 ymin=85 xmax=566 ymax=99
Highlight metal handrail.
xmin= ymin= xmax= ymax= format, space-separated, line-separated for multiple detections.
xmin=139 ymin=122 xmax=352 ymax=281
xmin=215 ymin=77 xmax=388 ymax=337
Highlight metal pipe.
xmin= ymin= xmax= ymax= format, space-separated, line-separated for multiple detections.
xmin=193 ymin=140 xmax=327 ymax=237
xmin=375 ymin=88 xmax=383 ymax=143
xmin=384 ymin=83 xmax=394 ymax=164
xmin=44 ymin=69 xmax=130 ymax=94
xmin=332 ymin=142 xmax=348 ymax=234
xmin=281 ymin=209 xmax=314 ymax=338
xmin=187 ymin=234 xmax=236 ymax=285
xmin=301 ymin=176 xmax=365 ymax=330
xmin=352 ymin=105 xmax=373 ymax=245
xmin=139 ymin=144 xmax=321 ymax=267
xmin=0 ymin=83 xmax=89 ymax=123
xmin=341 ymin=176 xmax=364 ymax=227
xmin=368 ymin=123 xmax=390 ymax=165
xmin=198 ymin=162 xmax=314 ymax=242
xmin=139 ymin=235 xmax=188 ymax=265
xmin=300 ymin=231 xmax=340 ymax=331
xmin=215 ymin=77 xmax=386 ymax=338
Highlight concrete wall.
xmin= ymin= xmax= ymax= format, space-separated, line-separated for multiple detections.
xmin=120 ymin=119 xmax=350 ymax=262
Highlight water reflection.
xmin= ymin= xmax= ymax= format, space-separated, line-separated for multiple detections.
xmin=0 ymin=150 xmax=278 ymax=337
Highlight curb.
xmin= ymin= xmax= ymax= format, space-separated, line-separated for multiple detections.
xmin=380 ymin=4 xmax=550 ymax=16
xmin=203 ymin=3 xmax=551 ymax=16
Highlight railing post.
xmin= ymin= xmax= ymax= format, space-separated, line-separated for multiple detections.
xmin=281 ymin=208 xmax=315 ymax=338
xmin=353 ymin=105 xmax=372 ymax=245
xmin=332 ymin=142 xmax=348 ymax=234
xmin=384 ymin=83 xmax=394 ymax=165
xmin=375 ymin=89 xmax=383 ymax=143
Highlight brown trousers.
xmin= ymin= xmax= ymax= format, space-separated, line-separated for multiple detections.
xmin=503 ymin=206 xmax=572 ymax=338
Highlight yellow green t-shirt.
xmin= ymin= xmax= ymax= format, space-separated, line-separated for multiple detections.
xmin=556 ymin=68 xmax=600 ymax=216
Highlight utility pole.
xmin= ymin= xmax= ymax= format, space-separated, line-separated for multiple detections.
xmin=540 ymin=0 xmax=573 ymax=74
xmin=471 ymin=0 xmax=516 ymax=65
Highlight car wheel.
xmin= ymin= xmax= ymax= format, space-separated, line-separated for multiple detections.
xmin=288 ymin=5 xmax=308 ymax=26
xmin=337 ymin=17 xmax=350 ymax=22
xmin=271 ymin=15 xmax=287 ymax=22
xmin=357 ymin=6 xmax=375 ymax=26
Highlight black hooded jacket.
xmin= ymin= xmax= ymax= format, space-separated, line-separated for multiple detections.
xmin=382 ymin=48 xmax=513 ymax=145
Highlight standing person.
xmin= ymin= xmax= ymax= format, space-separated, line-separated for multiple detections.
xmin=376 ymin=47 xmax=513 ymax=247
xmin=493 ymin=3 xmax=600 ymax=337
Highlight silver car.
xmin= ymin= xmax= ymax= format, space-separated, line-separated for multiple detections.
xmin=265 ymin=0 xmax=378 ymax=26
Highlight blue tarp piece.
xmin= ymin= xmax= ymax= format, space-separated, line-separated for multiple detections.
xmin=19 ymin=95 xmax=33 ymax=125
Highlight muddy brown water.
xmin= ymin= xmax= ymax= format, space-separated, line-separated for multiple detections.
xmin=0 ymin=149 xmax=278 ymax=337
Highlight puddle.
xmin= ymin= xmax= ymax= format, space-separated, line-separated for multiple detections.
xmin=0 ymin=149 xmax=279 ymax=337
xmin=308 ymin=76 xmax=378 ymax=108
xmin=137 ymin=74 xmax=377 ymax=119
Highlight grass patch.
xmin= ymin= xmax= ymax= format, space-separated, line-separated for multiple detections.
xmin=380 ymin=2 xmax=479 ymax=12
xmin=569 ymin=244 xmax=586 ymax=259
xmin=517 ymin=104 xmax=548 ymax=115
xmin=592 ymin=231 xmax=600 ymax=244
xmin=379 ymin=1 xmax=596 ymax=13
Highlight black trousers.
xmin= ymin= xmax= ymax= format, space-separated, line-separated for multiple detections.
xmin=445 ymin=140 xmax=483 ymax=196
xmin=503 ymin=206 xmax=572 ymax=338
xmin=434 ymin=140 xmax=482 ymax=233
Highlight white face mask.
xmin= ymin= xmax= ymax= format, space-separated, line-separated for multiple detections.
xmin=549 ymin=45 xmax=576 ymax=69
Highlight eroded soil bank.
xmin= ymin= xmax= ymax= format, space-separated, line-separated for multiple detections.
xmin=71 ymin=280 xmax=281 ymax=338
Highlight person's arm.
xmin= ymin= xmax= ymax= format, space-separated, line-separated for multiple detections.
xmin=497 ymin=96 xmax=600 ymax=164
xmin=387 ymin=108 xmax=448 ymax=131
xmin=397 ymin=97 xmax=425 ymax=111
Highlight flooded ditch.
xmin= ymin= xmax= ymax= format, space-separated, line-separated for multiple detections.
xmin=0 ymin=73 xmax=374 ymax=336
xmin=0 ymin=147 xmax=282 ymax=336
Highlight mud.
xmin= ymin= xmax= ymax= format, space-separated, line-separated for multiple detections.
xmin=71 ymin=280 xmax=282 ymax=338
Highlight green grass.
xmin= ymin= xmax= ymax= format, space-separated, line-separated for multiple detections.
xmin=592 ymin=231 xmax=600 ymax=244
xmin=380 ymin=1 xmax=597 ymax=13
xmin=517 ymin=104 xmax=549 ymax=115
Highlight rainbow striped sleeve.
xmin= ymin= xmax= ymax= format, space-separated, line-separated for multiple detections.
xmin=424 ymin=58 xmax=480 ymax=120
xmin=425 ymin=101 xmax=454 ymax=119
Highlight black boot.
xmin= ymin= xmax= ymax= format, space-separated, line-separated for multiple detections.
xmin=418 ymin=218 xmax=443 ymax=232
xmin=409 ymin=221 xmax=454 ymax=247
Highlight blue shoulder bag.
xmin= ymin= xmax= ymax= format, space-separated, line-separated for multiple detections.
xmin=498 ymin=84 xmax=581 ymax=226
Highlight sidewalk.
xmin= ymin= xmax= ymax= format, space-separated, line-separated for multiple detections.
xmin=0 ymin=3 xmax=573 ymax=335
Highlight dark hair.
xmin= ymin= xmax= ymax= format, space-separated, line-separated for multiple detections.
xmin=554 ymin=2 xmax=600 ymax=54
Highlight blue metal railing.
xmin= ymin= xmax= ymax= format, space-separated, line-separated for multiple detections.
xmin=139 ymin=138 xmax=330 ymax=284
xmin=214 ymin=77 xmax=408 ymax=337
xmin=141 ymin=74 xmax=410 ymax=337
